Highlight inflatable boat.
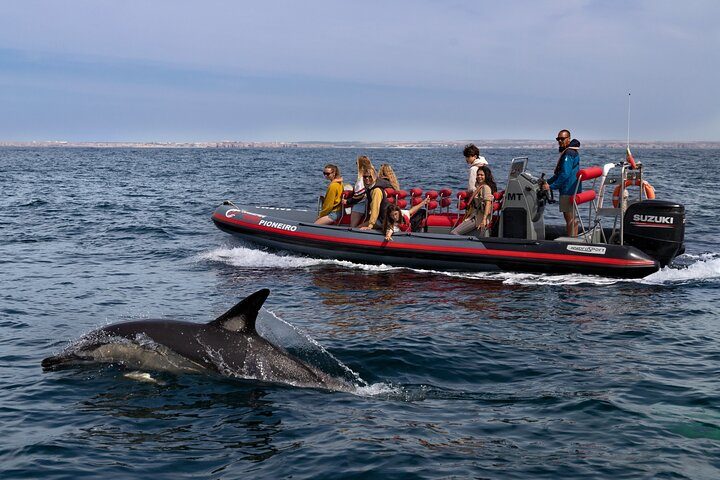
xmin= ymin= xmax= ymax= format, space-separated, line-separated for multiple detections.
xmin=212 ymin=157 xmax=685 ymax=278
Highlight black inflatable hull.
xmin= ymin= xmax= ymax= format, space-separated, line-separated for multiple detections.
xmin=212 ymin=204 xmax=660 ymax=278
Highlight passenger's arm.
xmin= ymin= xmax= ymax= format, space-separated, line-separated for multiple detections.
xmin=365 ymin=189 xmax=383 ymax=229
xmin=467 ymin=165 xmax=478 ymax=193
xmin=480 ymin=199 xmax=493 ymax=226
xmin=407 ymin=197 xmax=429 ymax=217
xmin=384 ymin=227 xmax=394 ymax=241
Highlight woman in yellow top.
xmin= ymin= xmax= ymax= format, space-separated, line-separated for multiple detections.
xmin=315 ymin=164 xmax=344 ymax=225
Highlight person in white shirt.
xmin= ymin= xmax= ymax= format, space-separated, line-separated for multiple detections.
xmin=463 ymin=143 xmax=488 ymax=194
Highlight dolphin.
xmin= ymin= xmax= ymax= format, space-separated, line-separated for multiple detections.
xmin=42 ymin=289 xmax=354 ymax=392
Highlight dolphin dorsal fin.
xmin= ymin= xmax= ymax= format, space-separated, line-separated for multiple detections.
xmin=209 ymin=289 xmax=270 ymax=333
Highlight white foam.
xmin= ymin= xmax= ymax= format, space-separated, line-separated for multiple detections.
xmin=199 ymin=246 xmax=327 ymax=268
xmin=353 ymin=382 xmax=402 ymax=397
xmin=438 ymin=254 xmax=720 ymax=286
xmin=640 ymin=255 xmax=720 ymax=285
xmin=438 ymin=270 xmax=620 ymax=286
xmin=198 ymin=246 xmax=400 ymax=272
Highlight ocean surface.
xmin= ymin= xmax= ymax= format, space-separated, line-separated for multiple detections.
xmin=1 ymin=146 xmax=719 ymax=479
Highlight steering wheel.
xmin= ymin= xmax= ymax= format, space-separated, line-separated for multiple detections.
xmin=532 ymin=174 xmax=555 ymax=222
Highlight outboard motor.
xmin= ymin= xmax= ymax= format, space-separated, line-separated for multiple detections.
xmin=624 ymin=200 xmax=685 ymax=267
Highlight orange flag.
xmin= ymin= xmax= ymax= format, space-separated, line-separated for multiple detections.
xmin=626 ymin=147 xmax=637 ymax=170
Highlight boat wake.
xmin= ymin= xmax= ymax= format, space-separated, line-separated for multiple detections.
xmin=640 ymin=253 xmax=720 ymax=285
xmin=200 ymin=247 xmax=720 ymax=287
xmin=440 ymin=254 xmax=720 ymax=286
xmin=199 ymin=246 xmax=402 ymax=272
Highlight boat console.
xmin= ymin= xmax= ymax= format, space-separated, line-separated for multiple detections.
xmin=498 ymin=157 xmax=546 ymax=240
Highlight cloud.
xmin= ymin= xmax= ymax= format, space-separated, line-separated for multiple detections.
xmin=0 ymin=0 xmax=718 ymax=140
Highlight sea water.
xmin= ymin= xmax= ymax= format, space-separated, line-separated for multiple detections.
xmin=1 ymin=147 xmax=719 ymax=479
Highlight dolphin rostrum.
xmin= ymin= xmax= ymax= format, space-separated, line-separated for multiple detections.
xmin=42 ymin=289 xmax=354 ymax=392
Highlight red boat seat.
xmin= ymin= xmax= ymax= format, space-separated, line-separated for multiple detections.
xmin=439 ymin=188 xmax=452 ymax=197
xmin=577 ymin=167 xmax=603 ymax=181
xmin=409 ymin=187 xmax=423 ymax=197
xmin=425 ymin=190 xmax=439 ymax=200
xmin=571 ymin=190 xmax=596 ymax=205
xmin=425 ymin=213 xmax=462 ymax=228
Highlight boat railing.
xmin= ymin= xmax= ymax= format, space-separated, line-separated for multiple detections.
xmin=574 ymin=160 xmax=647 ymax=245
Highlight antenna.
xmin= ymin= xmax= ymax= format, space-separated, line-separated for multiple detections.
xmin=625 ymin=92 xmax=637 ymax=169
xmin=626 ymin=92 xmax=631 ymax=149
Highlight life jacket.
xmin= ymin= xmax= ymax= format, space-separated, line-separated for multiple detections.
xmin=366 ymin=181 xmax=390 ymax=226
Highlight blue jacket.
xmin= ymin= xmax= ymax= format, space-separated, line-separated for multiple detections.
xmin=548 ymin=141 xmax=581 ymax=196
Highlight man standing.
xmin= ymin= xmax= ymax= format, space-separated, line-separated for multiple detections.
xmin=545 ymin=130 xmax=581 ymax=237
xmin=463 ymin=144 xmax=488 ymax=194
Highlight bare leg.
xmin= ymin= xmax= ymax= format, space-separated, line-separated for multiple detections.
xmin=563 ymin=211 xmax=578 ymax=237
xmin=350 ymin=211 xmax=365 ymax=227
xmin=315 ymin=215 xmax=335 ymax=225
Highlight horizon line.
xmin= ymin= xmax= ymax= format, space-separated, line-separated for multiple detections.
xmin=2 ymin=139 xmax=720 ymax=148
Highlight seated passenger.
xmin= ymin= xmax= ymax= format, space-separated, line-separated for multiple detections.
xmin=346 ymin=155 xmax=374 ymax=227
xmin=463 ymin=143 xmax=489 ymax=195
xmin=315 ymin=164 xmax=344 ymax=225
xmin=378 ymin=164 xmax=400 ymax=191
xmin=359 ymin=168 xmax=387 ymax=231
xmin=451 ymin=165 xmax=497 ymax=237
xmin=383 ymin=198 xmax=430 ymax=242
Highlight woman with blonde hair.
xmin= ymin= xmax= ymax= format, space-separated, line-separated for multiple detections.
xmin=347 ymin=155 xmax=374 ymax=227
xmin=378 ymin=164 xmax=400 ymax=191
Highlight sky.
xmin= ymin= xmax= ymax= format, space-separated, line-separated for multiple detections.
xmin=0 ymin=0 xmax=718 ymax=142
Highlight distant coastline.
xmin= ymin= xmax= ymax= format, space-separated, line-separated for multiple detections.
xmin=1 ymin=140 xmax=719 ymax=149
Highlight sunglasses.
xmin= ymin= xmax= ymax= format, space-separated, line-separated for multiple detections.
xmin=556 ymin=136 xmax=569 ymax=141
xmin=363 ymin=175 xmax=373 ymax=179
xmin=323 ymin=171 xmax=333 ymax=176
